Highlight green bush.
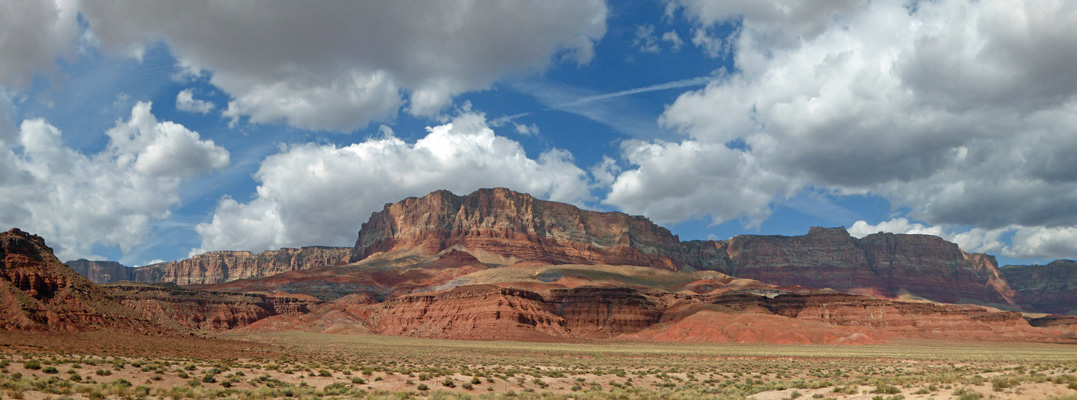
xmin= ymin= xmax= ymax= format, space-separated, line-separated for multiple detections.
xmin=23 ymin=360 xmax=41 ymax=370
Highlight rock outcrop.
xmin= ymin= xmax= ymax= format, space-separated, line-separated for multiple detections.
xmin=349 ymin=189 xmax=1020 ymax=308
xmin=0 ymin=228 xmax=161 ymax=333
xmin=713 ymin=228 xmax=1019 ymax=307
xmin=65 ymin=259 xmax=135 ymax=284
xmin=352 ymin=188 xmax=687 ymax=269
xmin=1001 ymin=260 xmax=1077 ymax=315
xmin=273 ymin=280 xmax=1051 ymax=344
xmin=66 ymin=246 xmax=352 ymax=286
xmin=105 ymin=282 xmax=320 ymax=331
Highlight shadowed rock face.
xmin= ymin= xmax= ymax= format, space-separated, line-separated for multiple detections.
xmin=1002 ymin=260 xmax=1077 ymax=315
xmin=350 ymin=189 xmax=1020 ymax=308
xmin=717 ymin=228 xmax=1019 ymax=307
xmin=0 ymin=228 xmax=162 ymax=333
xmin=65 ymin=259 xmax=133 ymax=284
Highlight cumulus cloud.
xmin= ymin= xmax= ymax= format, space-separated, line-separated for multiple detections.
xmin=193 ymin=112 xmax=590 ymax=254
xmin=604 ymin=140 xmax=789 ymax=226
xmin=603 ymin=0 xmax=1077 ymax=259
xmin=848 ymin=218 xmax=946 ymax=239
xmin=0 ymin=102 xmax=229 ymax=260
xmin=175 ymin=89 xmax=214 ymax=114
xmin=79 ymin=1 xmax=608 ymax=132
xmin=0 ymin=0 xmax=78 ymax=88
xmin=513 ymin=123 xmax=539 ymax=136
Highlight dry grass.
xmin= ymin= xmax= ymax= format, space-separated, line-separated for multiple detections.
xmin=1 ymin=331 xmax=1076 ymax=399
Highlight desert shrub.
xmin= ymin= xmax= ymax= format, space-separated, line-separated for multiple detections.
xmin=42 ymin=366 xmax=58 ymax=374
xmin=22 ymin=361 xmax=41 ymax=370
xmin=417 ymin=383 xmax=429 ymax=391
xmin=872 ymin=384 xmax=900 ymax=394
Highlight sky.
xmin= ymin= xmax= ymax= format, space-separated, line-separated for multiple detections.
xmin=1 ymin=0 xmax=1076 ymax=267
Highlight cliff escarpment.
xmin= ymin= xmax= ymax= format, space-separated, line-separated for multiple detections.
xmin=1001 ymin=260 xmax=1077 ymax=315
xmin=351 ymin=189 xmax=1020 ymax=308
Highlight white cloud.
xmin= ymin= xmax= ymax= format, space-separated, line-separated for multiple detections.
xmin=0 ymin=0 xmax=78 ymax=88
xmin=79 ymin=1 xmax=608 ymax=132
xmin=0 ymin=102 xmax=229 ymax=260
xmin=175 ymin=89 xmax=214 ymax=114
xmin=634 ymin=25 xmax=661 ymax=53
xmin=668 ymin=0 xmax=864 ymax=49
xmin=848 ymin=218 xmax=1077 ymax=261
xmin=1008 ymin=226 xmax=1077 ymax=260
xmin=604 ymin=140 xmax=790 ymax=226
xmin=603 ymin=0 xmax=1077 ymax=259
xmin=513 ymin=123 xmax=539 ymax=136
xmin=661 ymin=31 xmax=684 ymax=52
xmin=193 ymin=111 xmax=590 ymax=254
xmin=848 ymin=218 xmax=946 ymax=239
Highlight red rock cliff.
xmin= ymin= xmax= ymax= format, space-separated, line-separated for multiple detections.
xmin=1001 ymin=260 xmax=1077 ymax=315
xmin=0 ymin=228 xmax=162 ymax=333
xmin=349 ymin=189 xmax=1021 ymax=309
xmin=716 ymin=228 xmax=1019 ymax=306
xmin=105 ymin=282 xmax=320 ymax=331
xmin=133 ymin=246 xmax=351 ymax=285
xmin=351 ymin=188 xmax=688 ymax=269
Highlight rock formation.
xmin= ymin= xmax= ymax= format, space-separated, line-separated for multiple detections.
xmin=351 ymin=188 xmax=687 ymax=269
xmin=1001 ymin=260 xmax=1077 ymax=315
xmin=711 ymin=228 xmax=1019 ymax=307
xmin=66 ymin=246 xmax=351 ymax=286
xmin=135 ymin=246 xmax=350 ymax=285
xmin=65 ymin=259 xmax=134 ymax=284
xmin=0 ymin=228 xmax=161 ymax=333
xmin=261 ymin=279 xmax=1052 ymax=344
xmin=350 ymin=189 xmax=1020 ymax=308
xmin=105 ymin=282 xmax=320 ymax=331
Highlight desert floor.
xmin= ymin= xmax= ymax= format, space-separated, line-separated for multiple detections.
xmin=1 ymin=331 xmax=1076 ymax=399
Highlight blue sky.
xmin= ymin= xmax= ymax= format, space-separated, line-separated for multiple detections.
xmin=2 ymin=1 xmax=1076 ymax=267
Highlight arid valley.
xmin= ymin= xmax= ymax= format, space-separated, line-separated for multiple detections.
xmin=3 ymin=189 xmax=1077 ymax=399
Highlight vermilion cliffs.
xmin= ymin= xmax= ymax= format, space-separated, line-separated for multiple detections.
xmin=66 ymin=246 xmax=350 ymax=285
xmin=5 ymin=188 xmax=1076 ymax=345
xmin=0 ymin=228 xmax=161 ymax=333
xmin=350 ymin=188 xmax=1023 ymax=309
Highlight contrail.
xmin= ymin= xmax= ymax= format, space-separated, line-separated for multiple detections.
xmin=558 ymin=75 xmax=712 ymax=107
xmin=498 ymin=75 xmax=713 ymax=123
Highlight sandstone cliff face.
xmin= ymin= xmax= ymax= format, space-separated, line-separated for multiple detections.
xmin=349 ymin=189 xmax=1020 ymax=309
xmin=105 ymin=283 xmax=320 ymax=331
xmin=351 ymin=188 xmax=687 ymax=269
xmin=1001 ymin=260 xmax=1077 ymax=315
xmin=716 ymin=228 xmax=1018 ymax=306
xmin=0 ymin=228 xmax=161 ymax=333
xmin=65 ymin=259 xmax=134 ymax=283
xmin=132 ymin=246 xmax=350 ymax=285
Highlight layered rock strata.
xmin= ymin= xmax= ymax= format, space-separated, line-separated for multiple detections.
xmin=105 ymin=282 xmax=320 ymax=331
xmin=1001 ymin=260 xmax=1077 ymax=315
xmin=0 ymin=228 xmax=161 ymax=333
xmin=66 ymin=247 xmax=351 ymax=285
xmin=351 ymin=189 xmax=1019 ymax=308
